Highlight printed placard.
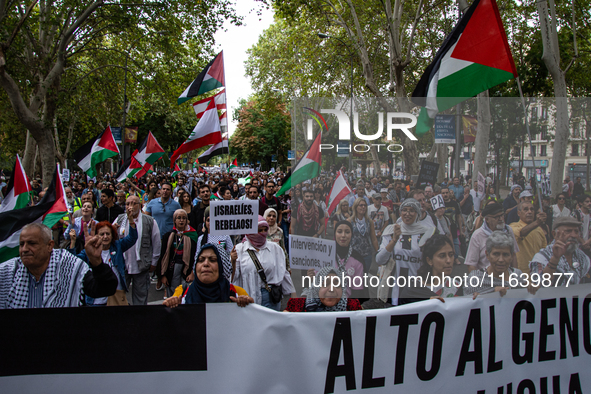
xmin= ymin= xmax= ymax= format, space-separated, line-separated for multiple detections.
xmin=62 ymin=168 xmax=70 ymax=181
xmin=289 ymin=235 xmax=336 ymax=271
xmin=209 ymin=200 xmax=258 ymax=236
xmin=430 ymin=195 xmax=445 ymax=211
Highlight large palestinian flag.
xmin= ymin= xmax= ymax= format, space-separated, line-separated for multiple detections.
xmin=72 ymin=126 xmax=120 ymax=177
xmin=178 ymin=51 xmax=225 ymax=105
xmin=170 ymin=100 xmax=223 ymax=166
xmin=0 ymin=166 xmax=68 ymax=263
xmin=411 ymin=0 xmax=517 ymax=135
xmin=277 ymin=131 xmax=322 ymax=196
xmin=0 ymin=155 xmax=32 ymax=213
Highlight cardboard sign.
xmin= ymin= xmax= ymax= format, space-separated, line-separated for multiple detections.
xmin=209 ymin=200 xmax=259 ymax=236
xmin=417 ymin=160 xmax=439 ymax=187
xmin=478 ymin=172 xmax=486 ymax=194
xmin=289 ymin=235 xmax=336 ymax=271
xmin=430 ymin=195 xmax=445 ymax=211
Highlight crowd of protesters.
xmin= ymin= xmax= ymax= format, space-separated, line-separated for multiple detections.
xmin=0 ymin=164 xmax=590 ymax=311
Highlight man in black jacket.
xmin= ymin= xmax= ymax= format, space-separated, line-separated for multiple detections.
xmin=96 ymin=189 xmax=124 ymax=223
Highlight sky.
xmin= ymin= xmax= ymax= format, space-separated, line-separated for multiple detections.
xmin=212 ymin=2 xmax=275 ymax=137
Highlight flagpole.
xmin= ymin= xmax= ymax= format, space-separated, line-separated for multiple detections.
xmin=516 ymin=77 xmax=543 ymax=212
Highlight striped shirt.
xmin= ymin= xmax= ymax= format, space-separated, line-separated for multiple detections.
xmin=27 ymin=272 xmax=46 ymax=308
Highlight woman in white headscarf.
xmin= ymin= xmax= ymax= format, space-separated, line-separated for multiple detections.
xmin=375 ymin=198 xmax=436 ymax=306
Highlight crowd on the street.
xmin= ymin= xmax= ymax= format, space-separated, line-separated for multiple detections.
xmin=0 ymin=164 xmax=590 ymax=311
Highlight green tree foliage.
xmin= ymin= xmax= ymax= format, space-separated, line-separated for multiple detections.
xmin=0 ymin=0 xmax=242 ymax=184
xmin=231 ymin=96 xmax=290 ymax=170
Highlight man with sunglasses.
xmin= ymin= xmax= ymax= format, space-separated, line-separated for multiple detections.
xmin=465 ymin=202 xmax=519 ymax=271
xmin=145 ymin=182 xmax=181 ymax=237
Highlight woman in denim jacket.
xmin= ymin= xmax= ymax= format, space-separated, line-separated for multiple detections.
xmin=68 ymin=215 xmax=137 ymax=306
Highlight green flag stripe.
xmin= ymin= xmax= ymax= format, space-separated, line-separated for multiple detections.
xmin=436 ymin=63 xmax=514 ymax=108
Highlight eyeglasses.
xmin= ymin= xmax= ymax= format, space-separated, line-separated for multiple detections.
xmin=125 ymin=202 xmax=138 ymax=206
xmin=558 ymin=197 xmax=565 ymax=200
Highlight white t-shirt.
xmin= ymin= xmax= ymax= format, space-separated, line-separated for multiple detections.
xmin=470 ymin=189 xmax=482 ymax=212
xmin=376 ymin=233 xmax=424 ymax=305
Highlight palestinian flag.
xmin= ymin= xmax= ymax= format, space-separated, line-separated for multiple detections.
xmin=210 ymin=192 xmax=222 ymax=201
xmin=198 ymin=138 xmax=228 ymax=163
xmin=135 ymin=163 xmax=153 ymax=179
xmin=170 ymin=100 xmax=222 ymax=166
xmin=277 ymin=132 xmax=322 ymax=196
xmin=411 ymin=0 xmax=517 ymax=135
xmin=115 ymin=156 xmax=143 ymax=183
xmin=133 ymin=132 xmax=165 ymax=167
xmin=0 ymin=166 xmax=68 ymax=263
xmin=175 ymin=225 xmax=199 ymax=243
xmin=72 ymin=126 xmax=120 ymax=177
xmin=0 ymin=154 xmax=32 ymax=213
xmin=172 ymin=164 xmax=182 ymax=177
xmin=178 ymin=51 xmax=225 ymax=105
xmin=229 ymin=158 xmax=237 ymax=171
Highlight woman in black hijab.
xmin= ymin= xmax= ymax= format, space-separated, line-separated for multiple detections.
xmin=163 ymin=244 xmax=253 ymax=307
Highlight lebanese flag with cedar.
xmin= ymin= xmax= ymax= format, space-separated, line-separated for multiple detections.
xmin=170 ymin=99 xmax=222 ymax=166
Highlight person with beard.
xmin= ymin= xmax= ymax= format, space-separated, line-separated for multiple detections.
xmin=510 ymin=201 xmax=548 ymax=274
xmin=530 ymin=216 xmax=591 ymax=286
xmin=464 ymin=203 xmax=519 ymax=271
xmin=188 ymin=184 xmax=211 ymax=235
xmin=292 ymin=189 xmax=324 ymax=237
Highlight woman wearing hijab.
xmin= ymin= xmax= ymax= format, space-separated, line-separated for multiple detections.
xmin=197 ymin=207 xmax=234 ymax=280
xmin=333 ymin=220 xmax=365 ymax=298
xmin=230 ymin=215 xmax=295 ymax=310
xmin=376 ymin=198 xmax=436 ymax=306
xmin=263 ymin=208 xmax=286 ymax=250
xmin=163 ymin=244 xmax=254 ymax=307
xmin=284 ymin=267 xmax=362 ymax=312
xmin=230 ymin=183 xmax=241 ymax=199
xmin=157 ymin=209 xmax=198 ymax=297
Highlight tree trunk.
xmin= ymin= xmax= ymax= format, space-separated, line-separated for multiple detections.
xmin=473 ymin=91 xmax=491 ymax=186
xmin=537 ymin=0 xmax=569 ymax=197
xmin=22 ymin=131 xmax=37 ymax=177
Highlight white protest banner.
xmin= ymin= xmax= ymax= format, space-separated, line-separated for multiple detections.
xmin=478 ymin=171 xmax=486 ymax=194
xmin=430 ymin=195 xmax=445 ymax=211
xmin=289 ymin=235 xmax=336 ymax=270
xmin=209 ymin=199 xmax=258 ymax=236
xmin=62 ymin=168 xmax=70 ymax=182
xmin=2 ymin=285 xmax=590 ymax=393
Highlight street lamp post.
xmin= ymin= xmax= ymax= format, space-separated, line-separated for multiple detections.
xmin=317 ymin=33 xmax=354 ymax=177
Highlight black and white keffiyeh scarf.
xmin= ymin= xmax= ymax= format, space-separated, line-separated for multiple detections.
xmin=0 ymin=249 xmax=89 ymax=309
xmin=305 ymin=267 xmax=348 ymax=312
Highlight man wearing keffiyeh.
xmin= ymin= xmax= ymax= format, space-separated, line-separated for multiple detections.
xmin=0 ymin=223 xmax=117 ymax=308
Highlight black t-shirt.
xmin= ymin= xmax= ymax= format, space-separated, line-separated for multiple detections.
xmin=443 ymin=200 xmax=461 ymax=238
xmin=262 ymin=195 xmax=282 ymax=214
